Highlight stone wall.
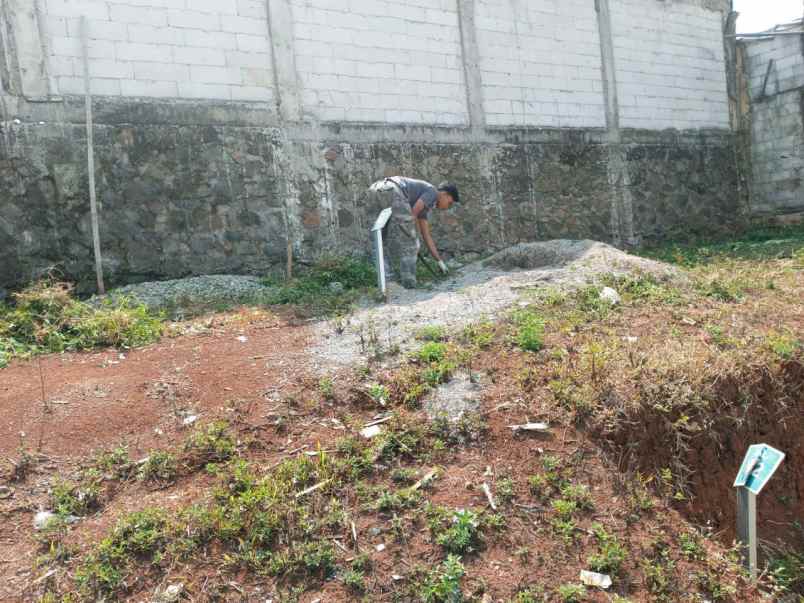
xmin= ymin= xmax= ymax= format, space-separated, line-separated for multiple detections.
xmin=0 ymin=0 xmax=740 ymax=291
xmin=740 ymin=32 xmax=804 ymax=216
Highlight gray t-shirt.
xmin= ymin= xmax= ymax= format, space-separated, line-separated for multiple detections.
xmin=391 ymin=177 xmax=438 ymax=220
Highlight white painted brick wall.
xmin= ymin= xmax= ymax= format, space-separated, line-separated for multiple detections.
xmin=743 ymin=35 xmax=804 ymax=214
xmin=743 ymin=35 xmax=804 ymax=100
xmin=610 ymin=0 xmax=729 ymax=129
xmin=475 ymin=0 xmax=606 ymax=128
xmin=35 ymin=0 xmax=730 ymax=130
xmin=289 ymin=0 xmax=469 ymax=125
xmin=41 ymin=0 xmax=273 ymax=101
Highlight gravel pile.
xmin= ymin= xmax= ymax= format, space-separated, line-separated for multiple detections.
xmin=93 ymin=274 xmax=274 ymax=318
xmin=312 ymin=239 xmax=682 ymax=368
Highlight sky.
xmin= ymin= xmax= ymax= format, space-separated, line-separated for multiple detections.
xmin=734 ymin=0 xmax=802 ymax=33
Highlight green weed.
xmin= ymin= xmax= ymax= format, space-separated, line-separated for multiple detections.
xmin=0 ymin=281 xmax=163 ymax=366
xmin=512 ymin=309 xmax=545 ymax=352
xmin=556 ymin=583 xmax=586 ymax=602
xmin=588 ymin=523 xmax=627 ymax=575
xmin=421 ymin=555 xmax=465 ymax=603
xmin=417 ymin=325 xmax=447 ymax=342
xmin=137 ymin=451 xmax=178 ymax=484
xmin=262 ymin=256 xmax=376 ymax=316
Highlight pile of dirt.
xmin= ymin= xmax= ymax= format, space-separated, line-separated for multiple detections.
xmin=313 ymin=239 xmax=680 ymax=367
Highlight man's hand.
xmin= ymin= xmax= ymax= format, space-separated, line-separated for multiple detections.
xmin=438 ymin=260 xmax=448 ymax=274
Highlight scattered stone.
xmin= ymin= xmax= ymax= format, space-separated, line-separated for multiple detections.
xmin=328 ymin=281 xmax=345 ymax=294
xmin=424 ymin=375 xmax=481 ymax=422
xmin=0 ymin=485 xmax=14 ymax=499
xmin=580 ymin=570 xmax=612 ymax=589
xmin=91 ymin=275 xmax=275 ymax=319
xmin=360 ymin=424 xmax=383 ymax=439
xmin=368 ymin=527 xmax=382 ymax=537
xmin=599 ymin=286 xmax=621 ymax=305
xmin=153 ymin=583 xmax=184 ymax=603
xmin=482 ymin=482 xmax=497 ymax=510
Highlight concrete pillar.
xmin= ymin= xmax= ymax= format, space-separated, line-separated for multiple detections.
xmin=595 ymin=0 xmax=636 ymax=248
xmin=457 ymin=0 xmax=486 ymax=130
xmin=0 ymin=0 xmax=50 ymax=99
xmin=266 ymin=0 xmax=303 ymax=123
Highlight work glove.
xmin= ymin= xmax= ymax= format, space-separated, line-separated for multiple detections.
xmin=438 ymin=260 xmax=448 ymax=274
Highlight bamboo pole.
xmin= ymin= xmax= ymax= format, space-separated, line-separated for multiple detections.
xmin=80 ymin=16 xmax=105 ymax=295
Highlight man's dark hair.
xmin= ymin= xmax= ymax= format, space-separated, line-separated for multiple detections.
xmin=437 ymin=182 xmax=460 ymax=204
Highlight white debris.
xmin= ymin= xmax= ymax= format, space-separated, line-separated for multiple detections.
xmin=375 ymin=543 xmax=386 ymax=552
xmin=237 ymin=335 xmax=248 ymax=343
xmin=509 ymin=422 xmax=549 ymax=434
xmin=34 ymin=511 xmax=55 ymax=530
xmin=580 ymin=570 xmax=612 ymax=589
xmin=360 ymin=424 xmax=384 ymax=439
xmin=182 ymin=414 xmax=199 ymax=426
xmin=599 ymin=287 xmax=621 ymax=305
xmin=153 ymin=583 xmax=184 ymax=603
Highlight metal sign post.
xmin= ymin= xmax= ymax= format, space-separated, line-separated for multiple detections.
xmin=733 ymin=443 xmax=785 ymax=580
xmin=371 ymin=208 xmax=392 ymax=302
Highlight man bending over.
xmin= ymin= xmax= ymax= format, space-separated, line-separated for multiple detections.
xmin=369 ymin=176 xmax=460 ymax=289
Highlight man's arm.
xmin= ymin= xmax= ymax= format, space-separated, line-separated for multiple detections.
xmin=417 ymin=218 xmax=441 ymax=262
xmin=411 ymin=198 xmax=448 ymax=273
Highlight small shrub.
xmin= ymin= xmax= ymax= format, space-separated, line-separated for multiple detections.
xmin=588 ymin=524 xmax=627 ymax=576
xmin=679 ymin=532 xmax=706 ymax=561
xmin=318 ymin=376 xmax=335 ymax=400
xmin=368 ymin=383 xmax=390 ymax=405
xmin=462 ymin=321 xmax=495 ymax=349
xmin=75 ymin=508 xmax=171 ymax=597
xmin=766 ymin=331 xmax=800 ymax=359
xmin=185 ymin=421 xmax=236 ymax=464
xmin=768 ymin=549 xmax=804 ymax=595
xmin=496 ymin=477 xmax=515 ymax=504
xmin=417 ymin=325 xmax=446 ymax=342
xmin=261 ymin=256 xmax=376 ymax=316
xmin=0 ymin=281 xmax=163 ymax=365
xmin=559 ymin=484 xmax=593 ymax=511
xmin=342 ymin=568 xmax=366 ymax=593
xmin=556 ymin=583 xmax=586 ymax=602
xmin=51 ymin=478 xmax=102 ymax=517
xmin=137 ymin=451 xmax=178 ymax=484
xmin=551 ymin=498 xmax=577 ymax=520
xmin=512 ymin=309 xmax=545 ymax=352
xmin=417 ymin=342 xmax=448 ymax=363
xmin=430 ymin=508 xmax=482 ymax=555
xmin=421 ymin=555 xmax=465 ymax=603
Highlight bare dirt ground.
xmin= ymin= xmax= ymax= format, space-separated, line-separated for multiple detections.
xmin=0 ymin=239 xmax=800 ymax=602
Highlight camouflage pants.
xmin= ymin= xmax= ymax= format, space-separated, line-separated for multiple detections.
xmin=370 ymin=186 xmax=420 ymax=289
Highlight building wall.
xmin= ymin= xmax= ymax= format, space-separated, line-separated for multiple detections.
xmin=290 ymin=0 xmax=467 ymax=124
xmin=474 ymin=0 xmax=605 ymax=127
xmin=0 ymin=0 xmax=740 ymax=291
xmin=610 ymin=0 xmax=729 ymax=129
xmin=742 ymin=34 xmax=804 ymax=215
xmin=42 ymin=0 xmax=274 ymax=101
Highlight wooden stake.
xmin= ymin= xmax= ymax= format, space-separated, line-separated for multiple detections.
xmin=80 ymin=17 xmax=104 ymax=295
xmin=286 ymin=237 xmax=293 ymax=281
